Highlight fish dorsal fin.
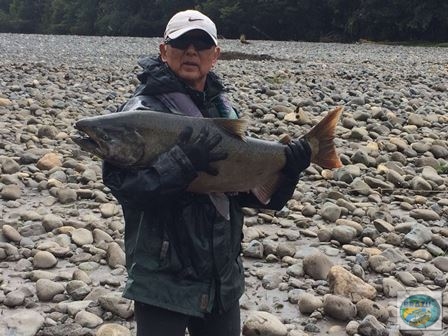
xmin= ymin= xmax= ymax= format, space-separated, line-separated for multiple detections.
xmin=212 ymin=118 xmax=248 ymax=140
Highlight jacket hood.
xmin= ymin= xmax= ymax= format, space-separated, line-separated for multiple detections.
xmin=134 ymin=56 xmax=225 ymax=98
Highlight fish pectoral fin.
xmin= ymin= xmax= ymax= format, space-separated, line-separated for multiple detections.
xmin=303 ymin=106 xmax=344 ymax=169
xmin=212 ymin=118 xmax=248 ymax=140
xmin=250 ymin=174 xmax=281 ymax=205
xmin=278 ymin=134 xmax=292 ymax=144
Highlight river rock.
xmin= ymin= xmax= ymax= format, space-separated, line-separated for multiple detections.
xmin=403 ymin=224 xmax=432 ymax=250
xmin=99 ymin=293 xmax=134 ymax=319
xmin=242 ymin=311 xmax=288 ymax=336
xmin=323 ymin=294 xmax=357 ymax=321
xmin=36 ymin=278 xmax=65 ymax=301
xmin=93 ymin=228 xmax=114 ymax=243
xmin=368 ymin=255 xmax=396 ymax=274
xmin=356 ymin=299 xmax=389 ymax=322
xmin=396 ymin=271 xmax=418 ymax=287
xmin=71 ymin=228 xmax=94 ymax=246
xmin=422 ymin=166 xmax=444 ymax=185
xmin=33 ymin=250 xmax=58 ymax=269
xmin=303 ymin=251 xmax=334 ymax=280
xmin=422 ymin=264 xmax=444 ymax=280
xmin=107 ymin=242 xmax=126 ymax=268
xmin=37 ymin=152 xmax=62 ymax=170
xmin=286 ymin=262 xmax=304 ymax=279
xmin=332 ymin=225 xmax=358 ymax=244
xmin=0 ymin=97 xmax=12 ymax=106
xmin=261 ymin=271 xmax=283 ymax=289
xmin=297 ymin=292 xmax=323 ymax=314
xmin=317 ymin=228 xmax=332 ymax=242
xmin=42 ymin=214 xmax=64 ymax=232
xmin=431 ymin=256 xmax=448 ymax=272
xmin=4 ymin=290 xmax=25 ymax=307
xmin=56 ymin=188 xmax=78 ymax=203
xmin=410 ymin=176 xmax=432 ymax=192
xmin=96 ymin=323 xmax=132 ymax=336
xmin=276 ymin=241 xmax=296 ymax=258
xmin=358 ymin=315 xmax=388 ymax=336
xmin=66 ymin=280 xmax=91 ymax=300
xmin=243 ymin=240 xmax=264 ymax=258
xmin=100 ymin=203 xmax=119 ymax=218
xmin=328 ymin=265 xmax=376 ymax=302
xmin=382 ymin=277 xmax=405 ymax=297
xmin=346 ymin=320 xmax=360 ymax=336
xmin=74 ymin=310 xmax=103 ymax=328
xmin=409 ymin=209 xmax=440 ymax=221
xmin=37 ymin=323 xmax=84 ymax=336
xmin=336 ymin=218 xmax=363 ymax=235
xmin=30 ymin=270 xmax=57 ymax=281
xmin=73 ymin=269 xmax=92 ymax=284
xmin=373 ymin=219 xmax=394 ymax=233
xmin=2 ymin=224 xmax=22 ymax=243
xmin=0 ymin=309 xmax=45 ymax=336
xmin=1 ymin=184 xmax=21 ymax=200
xmin=320 ymin=202 xmax=341 ymax=222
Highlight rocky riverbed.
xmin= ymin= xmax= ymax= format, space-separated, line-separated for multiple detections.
xmin=0 ymin=33 xmax=447 ymax=336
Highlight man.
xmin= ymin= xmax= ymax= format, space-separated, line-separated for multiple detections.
xmin=102 ymin=9 xmax=311 ymax=336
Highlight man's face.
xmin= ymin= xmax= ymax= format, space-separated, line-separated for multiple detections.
xmin=160 ymin=30 xmax=220 ymax=92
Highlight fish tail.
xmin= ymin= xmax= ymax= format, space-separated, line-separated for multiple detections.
xmin=303 ymin=106 xmax=343 ymax=169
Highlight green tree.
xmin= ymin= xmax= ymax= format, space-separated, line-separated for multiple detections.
xmin=45 ymin=0 xmax=98 ymax=35
xmin=405 ymin=0 xmax=448 ymax=41
xmin=0 ymin=0 xmax=13 ymax=31
xmin=327 ymin=0 xmax=360 ymax=41
xmin=0 ymin=0 xmax=446 ymax=42
xmin=199 ymin=0 xmax=246 ymax=38
xmin=8 ymin=0 xmax=46 ymax=32
xmin=200 ymin=0 xmax=332 ymax=41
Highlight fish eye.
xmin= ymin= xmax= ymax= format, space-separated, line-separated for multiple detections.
xmin=101 ymin=133 xmax=110 ymax=141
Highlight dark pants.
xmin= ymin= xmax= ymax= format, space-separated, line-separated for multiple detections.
xmin=134 ymin=301 xmax=241 ymax=336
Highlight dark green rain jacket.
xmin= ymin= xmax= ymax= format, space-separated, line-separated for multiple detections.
xmin=102 ymin=56 xmax=298 ymax=317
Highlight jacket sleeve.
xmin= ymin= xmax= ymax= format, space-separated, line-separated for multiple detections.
xmin=102 ymin=145 xmax=198 ymax=209
xmin=236 ymin=174 xmax=299 ymax=211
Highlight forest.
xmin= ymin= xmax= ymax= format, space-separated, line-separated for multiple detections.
xmin=0 ymin=0 xmax=447 ymax=42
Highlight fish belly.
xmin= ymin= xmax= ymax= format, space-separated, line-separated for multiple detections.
xmin=187 ymin=137 xmax=286 ymax=193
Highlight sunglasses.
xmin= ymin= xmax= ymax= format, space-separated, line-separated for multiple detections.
xmin=166 ymin=35 xmax=216 ymax=51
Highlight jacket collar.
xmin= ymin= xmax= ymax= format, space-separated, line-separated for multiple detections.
xmin=134 ymin=56 xmax=224 ymax=102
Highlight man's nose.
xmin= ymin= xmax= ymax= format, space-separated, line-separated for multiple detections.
xmin=185 ymin=44 xmax=199 ymax=53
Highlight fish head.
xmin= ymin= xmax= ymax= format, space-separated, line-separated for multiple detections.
xmin=73 ymin=119 xmax=145 ymax=167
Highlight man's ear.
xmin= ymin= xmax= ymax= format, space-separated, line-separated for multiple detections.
xmin=212 ymin=46 xmax=221 ymax=65
xmin=159 ymin=43 xmax=167 ymax=61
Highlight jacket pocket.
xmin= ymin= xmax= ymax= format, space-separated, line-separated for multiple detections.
xmin=158 ymin=238 xmax=187 ymax=276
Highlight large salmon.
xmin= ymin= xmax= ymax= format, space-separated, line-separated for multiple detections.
xmin=72 ymin=106 xmax=343 ymax=203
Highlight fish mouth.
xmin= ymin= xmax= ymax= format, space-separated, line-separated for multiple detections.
xmin=72 ymin=121 xmax=104 ymax=157
xmin=71 ymin=132 xmax=103 ymax=157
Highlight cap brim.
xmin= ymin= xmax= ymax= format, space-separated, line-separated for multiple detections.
xmin=166 ymin=26 xmax=218 ymax=45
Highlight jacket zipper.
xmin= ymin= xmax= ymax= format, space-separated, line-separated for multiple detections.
xmin=129 ymin=211 xmax=146 ymax=272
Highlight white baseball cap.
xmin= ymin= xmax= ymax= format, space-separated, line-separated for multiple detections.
xmin=164 ymin=10 xmax=218 ymax=45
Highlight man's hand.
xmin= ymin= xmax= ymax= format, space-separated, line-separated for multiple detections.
xmin=282 ymin=138 xmax=312 ymax=180
xmin=177 ymin=126 xmax=228 ymax=176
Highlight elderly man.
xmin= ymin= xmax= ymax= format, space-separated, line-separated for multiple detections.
xmin=102 ymin=9 xmax=311 ymax=336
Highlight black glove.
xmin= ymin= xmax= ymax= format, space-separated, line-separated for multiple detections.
xmin=282 ymin=138 xmax=312 ymax=180
xmin=177 ymin=126 xmax=228 ymax=176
